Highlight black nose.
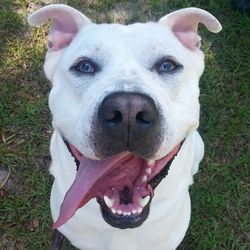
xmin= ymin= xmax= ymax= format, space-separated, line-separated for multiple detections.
xmin=95 ymin=92 xmax=162 ymax=158
xmin=99 ymin=92 xmax=157 ymax=129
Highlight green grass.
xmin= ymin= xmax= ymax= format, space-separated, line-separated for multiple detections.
xmin=0 ymin=0 xmax=249 ymax=249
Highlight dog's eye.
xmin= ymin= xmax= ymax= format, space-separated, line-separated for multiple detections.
xmin=158 ymin=61 xmax=176 ymax=72
xmin=71 ymin=58 xmax=101 ymax=75
xmin=153 ymin=57 xmax=182 ymax=75
xmin=75 ymin=61 xmax=95 ymax=74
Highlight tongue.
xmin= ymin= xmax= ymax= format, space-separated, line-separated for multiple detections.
xmin=53 ymin=152 xmax=137 ymax=229
xmin=53 ymin=145 xmax=180 ymax=229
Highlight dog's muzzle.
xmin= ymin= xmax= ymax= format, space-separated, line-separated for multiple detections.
xmin=92 ymin=92 xmax=163 ymax=159
xmin=53 ymin=91 xmax=185 ymax=230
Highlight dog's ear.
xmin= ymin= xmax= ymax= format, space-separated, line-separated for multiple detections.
xmin=159 ymin=7 xmax=222 ymax=51
xmin=28 ymin=4 xmax=91 ymax=51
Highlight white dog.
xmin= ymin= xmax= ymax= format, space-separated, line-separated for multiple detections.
xmin=28 ymin=4 xmax=221 ymax=250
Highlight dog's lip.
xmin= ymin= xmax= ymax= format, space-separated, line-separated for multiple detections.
xmin=54 ymin=138 xmax=184 ymax=229
xmin=64 ymin=139 xmax=181 ymax=186
xmin=64 ymin=138 xmax=180 ymax=171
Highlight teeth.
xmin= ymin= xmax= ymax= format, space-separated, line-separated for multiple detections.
xmin=122 ymin=211 xmax=131 ymax=216
xmin=145 ymin=168 xmax=151 ymax=174
xmin=139 ymin=195 xmax=150 ymax=207
xmin=137 ymin=207 xmax=143 ymax=214
xmin=111 ymin=205 xmax=146 ymax=216
xmin=108 ymin=195 xmax=150 ymax=216
xmin=147 ymin=160 xmax=155 ymax=167
xmin=142 ymin=175 xmax=147 ymax=182
xmin=104 ymin=196 xmax=114 ymax=208
xmin=111 ymin=208 xmax=117 ymax=214
xmin=132 ymin=209 xmax=137 ymax=214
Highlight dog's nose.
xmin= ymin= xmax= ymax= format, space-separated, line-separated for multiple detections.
xmin=98 ymin=92 xmax=159 ymax=147
xmin=99 ymin=92 xmax=157 ymax=128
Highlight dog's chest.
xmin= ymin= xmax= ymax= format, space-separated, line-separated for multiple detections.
xmin=51 ymin=191 xmax=190 ymax=250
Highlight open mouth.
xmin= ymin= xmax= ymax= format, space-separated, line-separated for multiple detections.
xmin=53 ymin=139 xmax=183 ymax=229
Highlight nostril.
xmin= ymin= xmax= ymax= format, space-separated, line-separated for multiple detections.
xmin=105 ymin=110 xmax=123 ymax=124
xmin=136 ymin=111 xmax=152 ymax=125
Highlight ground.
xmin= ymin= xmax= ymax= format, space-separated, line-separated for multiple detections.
xmin=0 ymin=0 xmax=249 ymax=249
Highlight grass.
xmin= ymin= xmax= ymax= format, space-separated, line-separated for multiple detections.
xmin=0 ymin=0 xmax=249 ymax=249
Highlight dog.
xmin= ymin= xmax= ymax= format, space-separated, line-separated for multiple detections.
xmin=28 ymin=4 xmax=221 ymax=250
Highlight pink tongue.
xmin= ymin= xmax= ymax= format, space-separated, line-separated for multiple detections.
xmin=53 ymin=152 xmax=134 ymax=229
xmin=53 ymin=144 xmax=180 ymax=229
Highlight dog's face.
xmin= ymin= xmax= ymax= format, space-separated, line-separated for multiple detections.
xmin=29 ymin=5 xmax=221 ymax=230
xmin=49 ymin=23 xmax=202 ymax=160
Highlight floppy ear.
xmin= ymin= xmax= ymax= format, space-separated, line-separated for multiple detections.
xmin=159 ymin=7 xmax=222 ymax=51
xmin=28 ymin=4 xmax=91 ymax=51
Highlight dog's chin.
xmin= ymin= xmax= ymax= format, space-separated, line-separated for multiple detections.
xmin=62 ymin=138 xmax=184 ymax=229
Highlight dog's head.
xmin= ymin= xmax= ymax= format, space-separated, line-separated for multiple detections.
xmin=28 ymin=4 xmax=221 ymax=229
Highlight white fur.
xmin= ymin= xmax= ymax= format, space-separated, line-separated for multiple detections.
xmin=50 ymin=130 xmax=203 ymax=250
xmin=28 ymin=5 xmax=221 ymax=249
xmin=47 ymin=22 xmax=204 ymax=160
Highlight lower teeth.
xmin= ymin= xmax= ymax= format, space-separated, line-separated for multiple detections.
xmin=103 ymin=190 xmax=151 ymax=216
xmin=139 ymin=195 xmax=150 ymax=207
